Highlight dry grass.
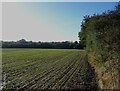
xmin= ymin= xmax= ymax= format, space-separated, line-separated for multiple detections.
xmin=87 ymin=53 xmax=119 ymax=89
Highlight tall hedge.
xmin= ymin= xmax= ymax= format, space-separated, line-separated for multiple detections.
xmin=79 ymin=4 xmax=120 ymax=69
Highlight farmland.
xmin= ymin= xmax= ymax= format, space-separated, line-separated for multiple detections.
xmin=2 ymin=49 xmax=97 ymax=90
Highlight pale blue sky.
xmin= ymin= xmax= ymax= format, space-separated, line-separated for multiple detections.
xmin=3 ymin=2 xmax=117 ymax=42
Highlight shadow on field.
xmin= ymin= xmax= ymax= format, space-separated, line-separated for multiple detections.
xmin=82 ymin=56 xmax=98 ymax=90
xmin=67 ymin=56 xmax=98 ymax=90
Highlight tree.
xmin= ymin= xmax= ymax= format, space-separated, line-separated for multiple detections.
xmin=17 ymin=39 xmax=27 ymax=43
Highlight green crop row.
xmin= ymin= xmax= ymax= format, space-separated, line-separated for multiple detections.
xmin=2 ymin=48 xmax=96 ymax=90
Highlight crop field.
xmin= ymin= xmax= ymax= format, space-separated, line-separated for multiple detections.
xmin=2 ymin=49 xmax=97 ymax=90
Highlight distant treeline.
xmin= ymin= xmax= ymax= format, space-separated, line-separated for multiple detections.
xmin=2 ymin=39 xmax=85 ymax=49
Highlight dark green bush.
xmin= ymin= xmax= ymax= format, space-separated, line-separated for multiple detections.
xmin=79 ymin=3 xmax=120 ymax=69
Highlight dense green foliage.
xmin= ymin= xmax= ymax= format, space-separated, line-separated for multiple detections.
xmin=2 ymin=39 xmax=84 ymax=49
xmin=2 ymin=49 xmax=97 ymax=89
xmin=79 ymin=3 xmax=120 ymax=69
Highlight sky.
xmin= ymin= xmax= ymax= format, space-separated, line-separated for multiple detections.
xmin=2 ymin=2 xmax=117 ymax=42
